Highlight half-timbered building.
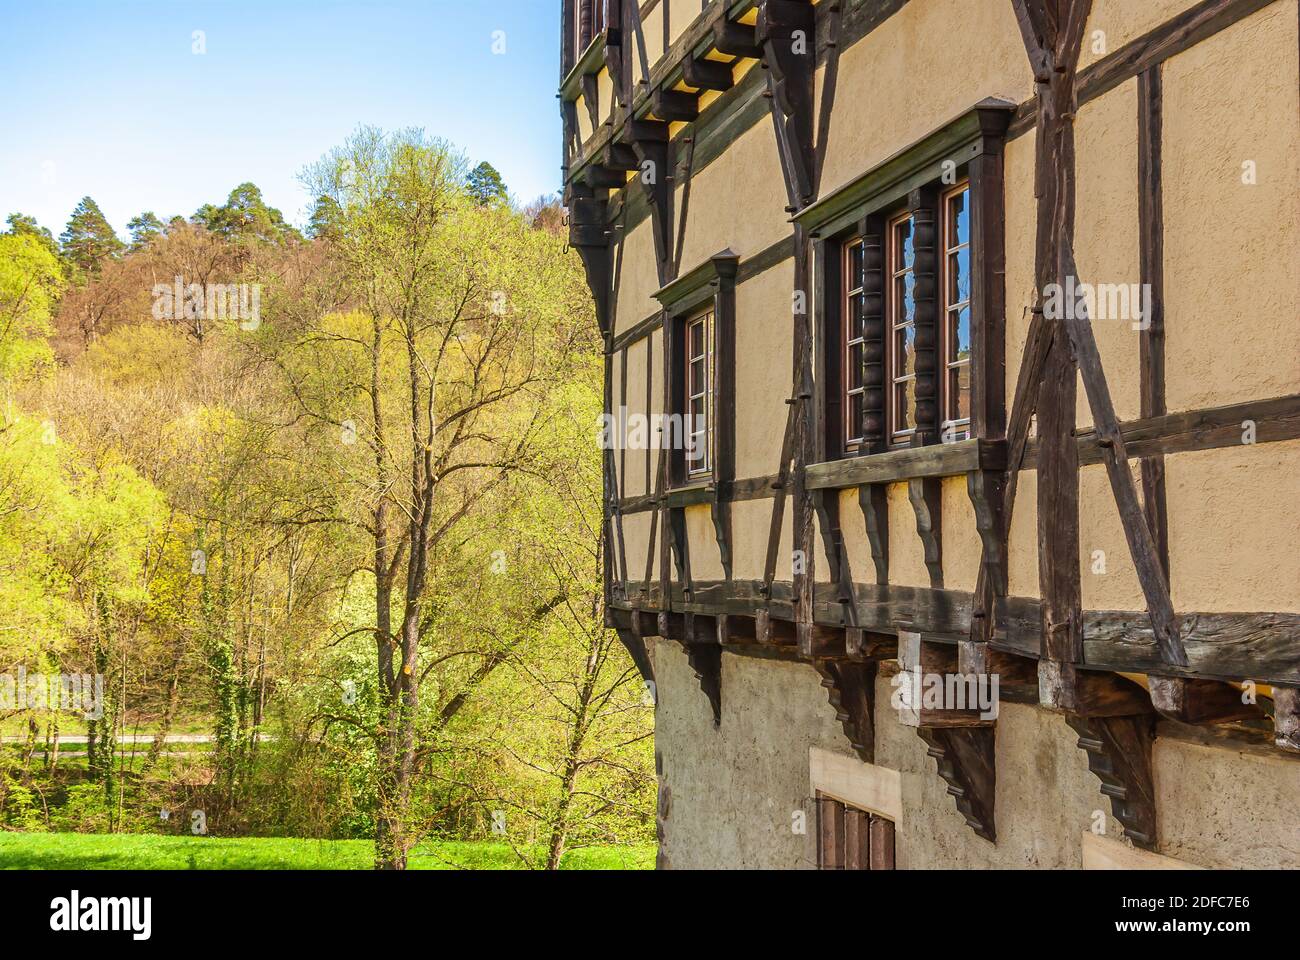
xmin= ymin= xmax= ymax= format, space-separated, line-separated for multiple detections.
xmin=561 ymin=0 xmax=1300 ymax=868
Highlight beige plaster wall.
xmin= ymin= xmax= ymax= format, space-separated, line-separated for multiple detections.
xmin=818 ymin=0 xmax=1033 ymax=195
xmin=613 ymin=217 xmax=661 ymax=337
xmin=1079 ymin=0 xmax=1207 ymax=69
xmin=675 ymin=118 xmax=792 ymax=271
xmin=733 ymin=259 xmax=794 ymax=479
xmin=1162 ymin=2 xmax=1300 ymax=412
xmin=653 ymin=643 xmax=1300 ymax=869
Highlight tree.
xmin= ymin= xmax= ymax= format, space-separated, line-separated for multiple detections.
xmin=5 ymin=213 xmax=61 ymax=261
xmin=466 ymin=162 xmax=508 ymax=207
xmin=280 ymin=127 xmax=588 ymax=868
xmin=59 ymin=197 xmax=124 ymax=274
xmin=194 ymin=183 xmax=303 ymax=245
xmin=306 ymin=195 xmax=343 ymax=241
xmin=126 ymin=212 xmax=165 ymax=249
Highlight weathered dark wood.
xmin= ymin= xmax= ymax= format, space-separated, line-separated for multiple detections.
xmin=1274 ymin=687 xmax=1300 ymax=753
xmin=859 ymin=483 xmax=889 ymax=585
xmin=843 ymin=806 xmax=870 ymax=870
xmin=908 ymin=477 xmax=944 ymax=590
xmin=756 ymin=0 xmax=817 ymax=208
xmin=1148 ymin=675 xmax=1262 ymax=725
xmin=910 ymin=183 xmax=941 ymax=447
xmin=813 ymin=659 xmax=877 ymax=764
xmin=800 ymin=623 xmax=847 ymax=660
xmin=1058 ymin=238 xmax=1186 ymax=667
xmin=1137 ymin=64 xmax=1169 ymax=583
xmin=1039 ymin=662 xmax=1150 ymax=717
xmin=817 ymin=794 xmax=845 ymax=869
xmin=615 ymin=577 xmax=1300 ymax=684
xmin=898 ymin=633 xmax=991 ymax=727
xmin=614 ymin=627 xmax=655 ymax=687
xmin=1023 ymin=393 xmax=1300 ymax=468
xmin=1066 ymin=712 xmax=1158 ymax=849
xmin=807 ymin=438 xmax=1005 ymax=489
xmin=868 ymin=815 xmax=895 ymax=869
xmin=917 ymin=726 xmax=997 ymax=842
xmin=682 ymin=55 xmax=733 ymax=92
xmin=652 ymin=88 xmax=699 ymax=122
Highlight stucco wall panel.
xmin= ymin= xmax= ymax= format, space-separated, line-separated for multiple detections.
xmin=675 ymin=119 xmax=792 ymax=271
xmin=1162 ymin=2 xmax=1300 ymax=412
xmin=940 ymin=475 xmax=982 ymax=592
xmin=734 ymin=260 xmax=794 ymax=479
xmin=1074 ymin=79 xmax=1142 ymax=428
xmin=614 ymin=218 xmax=661 ymax=336
xmin=1166 ymin=439 xmax=1300 ymax=612
xmin=819 ymin=0 xmax=1033 ymax=195
xmin=1079 ymin=0 xmax=1206 ymax=68
xmin=1079 ymin=462 xmax=1147 ymax=610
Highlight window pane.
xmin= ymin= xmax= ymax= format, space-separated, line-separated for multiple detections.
xmin=895 ymin=218 xmax=914 ymax=270
xmin=848 ymin=343 xmax=864 ymax=388
xmin=849 ymin=291 xmax=865 ymax=339
xmin=895 ymin=325 xmax=916 ymax=378
xmin=690 ymin=358 xmax=705 ymax=391
xmin=690 ymin=321 xmax=704 ymax=358
xmin=948 ymin=246 xmax=970 ymax=304
xmin=951 ymin=306 xmax=971 ymax=361
xmin=949 ymin=365 xmax=971 ymax=423
xmin=949 ymin=188 xmax=969 ymax=248
xmin=894 ymin=273 xmax=916 ymax=324
xmin=894 ymin=382 xmax=914 ymax=433
xmin=848 ymin=393 xmax=864 ymax=440
xmin=850 ymin=242 xmax=864 ymax=289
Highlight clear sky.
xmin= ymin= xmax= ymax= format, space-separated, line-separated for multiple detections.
xmin=0 ymin=0 xmax=562 ymax=238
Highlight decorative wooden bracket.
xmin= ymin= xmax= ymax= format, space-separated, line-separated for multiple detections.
xmin=907 ymin=477 xmax=943 ymax=590
xmin=858 ymin=482 xmax=889 ymax=584
xmin=614 ymin=626 xmax=655 ymax=689
xmin=756 ymin=0 xmax=817 ymax=208
xmin=658 ymin=612 xmax=721 ymax=725
xmin=620 ymin=119 xmax=673 ymax=282
xmin=1066 ymin=712 xmax=1158 ymax=849
xmin=813 ymin=659 xmax=877 ymax=764
xmin=917 ymin=727 xmax=997 ymax=843
xmin=565 ymin=185 xmax=613 ymax=335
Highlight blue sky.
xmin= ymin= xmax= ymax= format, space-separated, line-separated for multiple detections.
xmin=0 ymin=0 xmax=562 ymax=238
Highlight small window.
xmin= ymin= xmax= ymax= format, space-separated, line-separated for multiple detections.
xmin=942 ymin=182 xmax=971 ymax=440
xmin=843 ymin=240 xmax=866 ymax=449
xmin=684 ymin=309 xmax=713 ymax=478
xmin=888 ymin=212 xmax=917 ymax=445
xmin=816 ymin=792 xmax=896 ymax=870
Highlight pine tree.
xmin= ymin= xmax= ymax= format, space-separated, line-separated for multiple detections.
xmin=59 ymin=196 xmax=124 ymax=273
xmin=467 ymin=161 xmax=508 ymax=206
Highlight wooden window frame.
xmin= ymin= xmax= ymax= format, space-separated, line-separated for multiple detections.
xmin=887 ymin=209 xmax=918 ymax=447
xmin=941 ymin=180 xmax=972 ymax=441
xmin=654 ymin=250 xmax=738 ymax=490
xmin=842 ymin=239 xmax=866 ymax=450
xmin=815 ymin=791 xmax=896 ymax=870
xmin=684 ymin=307 xmax=714 ymax=480
xmin=804 ymin=99 xmax=1013 ymax=464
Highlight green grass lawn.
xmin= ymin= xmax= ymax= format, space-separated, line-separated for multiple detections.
xmin=0 ymin=832 xmax=655 ymax=870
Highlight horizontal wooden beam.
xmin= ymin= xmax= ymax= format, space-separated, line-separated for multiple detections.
xmin=611 ymin=578 xmax=1300 ymax=684
xmin=1022 ymin=394 xmax=1300 ymax=470
xmin=806 ymin=439 xmax=1006 ymax=490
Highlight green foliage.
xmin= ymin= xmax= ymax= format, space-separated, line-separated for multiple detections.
xmin=125 ymin=211 xmax=165 ymax=249
xmin=0 ymin=832 xmax=654 ymax=870
xmin=193 ymin=183 xmax=303 ymax=245
xmin=466 ymin=161 xmax=508 ymax=206
xmin=0 ymin=232 xmax=63 ymax=387
xmin=59 ymin=196 xmax=124 ymax=274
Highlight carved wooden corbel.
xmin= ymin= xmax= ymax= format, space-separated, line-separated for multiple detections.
xmin=916 ymin=726 xmax=997 ymax=843
xmin=814 ymin=658 xmax=878 ymax=764
xmin=1065 ymin=712 xmax=1157 ymax=849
